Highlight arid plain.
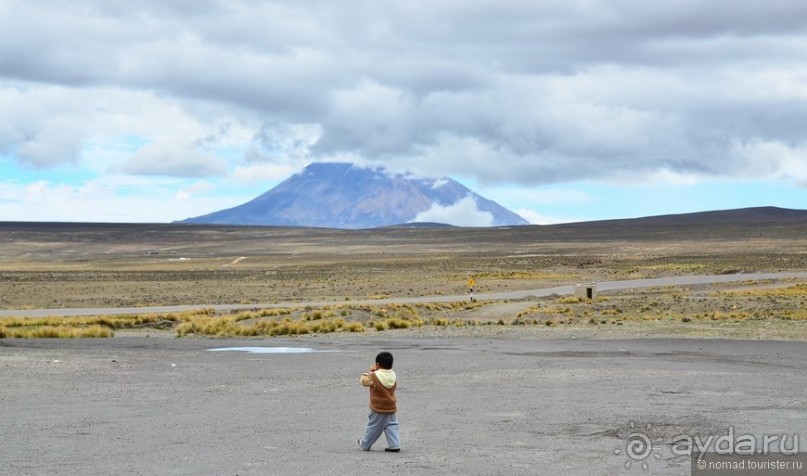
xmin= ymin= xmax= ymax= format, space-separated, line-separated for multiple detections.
xmin=0 ymin=217 xmax=805 ymax=339
xmin=1 ymin=217 xmax=806 ymax=475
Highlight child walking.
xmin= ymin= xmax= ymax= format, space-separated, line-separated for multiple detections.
xmin=358 ymin=351 xmax=401 ymax=452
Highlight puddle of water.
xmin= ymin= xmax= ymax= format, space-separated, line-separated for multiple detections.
xmin=208 ymin=347 xmax=337 ymax=354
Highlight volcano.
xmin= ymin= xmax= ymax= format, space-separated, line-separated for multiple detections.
xmin=180 ymin=162 xmax=529 ymax=228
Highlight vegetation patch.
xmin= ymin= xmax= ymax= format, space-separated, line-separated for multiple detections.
xmin=0 ymin=310 xmax=213 ymax=339
xmin=3 ymin=282 xmax=806 ymax=339
xmin=0 ymin=325 xmax=113 ymax=338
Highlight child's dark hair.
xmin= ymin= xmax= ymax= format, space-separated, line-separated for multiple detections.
xmin=375 ymin=351 xmax=393 ymax=369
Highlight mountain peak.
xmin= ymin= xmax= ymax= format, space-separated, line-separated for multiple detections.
xmin=181 ymin=162 xmax=528 ymax=229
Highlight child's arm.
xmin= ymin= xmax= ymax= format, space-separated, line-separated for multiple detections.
xmin=359 ymin=363 xmax=379 ymax=387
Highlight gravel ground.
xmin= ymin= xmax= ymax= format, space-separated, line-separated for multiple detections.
xmin=1 ymin=331 xmax=806 ymax=476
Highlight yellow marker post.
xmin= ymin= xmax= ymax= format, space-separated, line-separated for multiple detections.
xmin=467 ymin=278 xmax=476 ymax=302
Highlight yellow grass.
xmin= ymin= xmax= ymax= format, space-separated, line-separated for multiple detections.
xmin=630 ymin=263 xmax=708 ymax=272
xmin=717 ymin=283 xmax=807 ymax=298
xmin=0 ymin=309 xmax=214 ymax=339
xmin=175 ymin=314 xmax=366 ymax=337
xmin=0 ymin=325 xmax=113 ymax=338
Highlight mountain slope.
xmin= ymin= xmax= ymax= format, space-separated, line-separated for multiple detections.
xmin=181 ymin=163 xmax=529 ymax=228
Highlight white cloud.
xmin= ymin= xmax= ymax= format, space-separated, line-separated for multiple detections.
xmin=486 ymin=186 xmax=594 ymax=205
xmin=24 ymin=180 xmax=49 ymax=196
xmin=2 ymin=0 xmax=807 ymax=222
xmin=175 ymin=180 xmax=214 ymax=201
xmin=431 ymin=179 xmax=450 ymax=189
xmin=121 ymin=138 xmax=227 ymax=177
xmin=0 ymin=178 xmax=247 ymax=222
xmin=515 ymin=208 xmax=579 ymax=225
xmin=232 ymin=163 xmax=300 ymax=185
xmin=413 ymin=195 xmax=494 ymax=226
xmin=246 ymin=122 xmax=322 ymax=163
xmin=0 ymin=85 xmax=89 ymax=168
xmin=729 ymin=139 xmax=807 ymax=186
xmin=0 ymin=83 xmax=258 ymax=177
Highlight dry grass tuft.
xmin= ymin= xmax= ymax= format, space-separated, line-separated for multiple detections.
xmin=175 ymin=313 xmax=365 ymax=337
xmin=0 ymin=324 xmax=114 ymax=338
xmin=0 ymin=309 xmax=217 ymax=339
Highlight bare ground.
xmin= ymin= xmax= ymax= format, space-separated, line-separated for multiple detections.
xmin=1 ymin=333 xmax=805 ymax=475
xmin=0 ymin=221 xmax=805 ymax=474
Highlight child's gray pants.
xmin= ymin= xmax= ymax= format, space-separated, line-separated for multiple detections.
xmin=359 ymin=411 xmax=400 ymax=450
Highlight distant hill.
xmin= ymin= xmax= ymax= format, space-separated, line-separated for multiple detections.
xmin=2 ymin=207 xmax=804 ymax=248
xmin=586 ymin=206 xmax=807 ymax=226
xmin=502 ymin=206 xmax=807 ymax=243
xmin=180 ymin=162 xmax=529 ymax=228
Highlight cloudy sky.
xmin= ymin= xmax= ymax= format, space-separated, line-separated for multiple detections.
xmin=1 ymin=0 xmax=805 ymax=224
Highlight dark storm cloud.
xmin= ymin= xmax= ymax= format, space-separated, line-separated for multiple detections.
xmin=0 ymin=0 xmax=805 ymax=184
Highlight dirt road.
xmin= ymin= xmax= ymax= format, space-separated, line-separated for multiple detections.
xmin=2 ymin=272 xmax=805 ymax=318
